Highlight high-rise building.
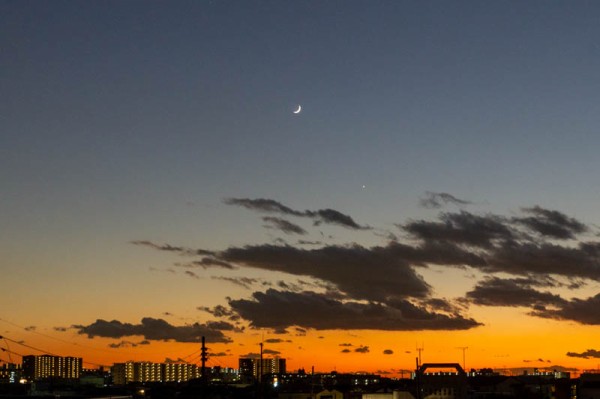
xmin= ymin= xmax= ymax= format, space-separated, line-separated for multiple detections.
xmin=238 ymin=358 xmax=286 ymax=380
xmin=111 ymin=362 xmax=200 ymax=385
xmin=22 ymin=355 xmax=82 ymax=381
xmin=163 ymin=363 xmax=198 ymax=382
xmin=239 ymin=358 xmax=254 ymax=381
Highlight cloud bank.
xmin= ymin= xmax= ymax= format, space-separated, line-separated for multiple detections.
xmin=130 ymin=197 xmax=600 ymax=334
xmin=74 ymin=318 xmax=234 ymax=343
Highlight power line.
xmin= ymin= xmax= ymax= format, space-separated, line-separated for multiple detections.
xmin=0 ymin=335 xmax=58 ymax=356
xmin=0 ymin=335 xmax=109 ymax=368
xmin=0 ymin=318 xmax=115 ymax=355
xmin=1 ymin=347 xmax=25 ymax=358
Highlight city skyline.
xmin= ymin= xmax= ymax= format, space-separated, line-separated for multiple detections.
xmin=3 ymin=1 xmax=600 ymax=378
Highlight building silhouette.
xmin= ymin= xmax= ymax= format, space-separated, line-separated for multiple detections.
xmin=238 ymin=357 xmax=286 ymax=381
xmin=111 ymin=361 xmax=199 ymax=385
xmin=22 ymin=355 xmax=82 ymax=381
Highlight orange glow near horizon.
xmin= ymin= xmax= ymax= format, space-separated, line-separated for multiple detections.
xmin=2 ymin=310 xmax=598 ymax=379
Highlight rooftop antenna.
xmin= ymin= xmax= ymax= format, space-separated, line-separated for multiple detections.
xmin=416 ymin=342 xmax=424 ymax=367
xmin=456 ymin=347 xmax=468 ymax=371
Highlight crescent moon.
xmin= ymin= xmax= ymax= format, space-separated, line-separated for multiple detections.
xmin=293 ymin=105 xmax=302 ymax=114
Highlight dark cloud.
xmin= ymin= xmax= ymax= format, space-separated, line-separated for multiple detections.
xmin=220 ymin=243 xmax=433 ymax=302
xmin=383 ymin=349 xmax=394 ymax=355
xmin=265 ymin=338 xmax=285 ymax=343
xmin=262 ymin=217 xmax=307 ymax=235
xmin=109 ymin=340 xmax=138 ymax=348
xmin=24 ymin=326 xmax=36 ymax=331
xmin=212 ymin=276 xmax=259 ymax=289
xmin=206 ymin=320 xmax=243 ymax=332
xmin=488 ymin=241 xmax=600 ymax=280
xmin=404 ymin=209 xmax=600 ymax=282
xmin=228 ymin=289 xmax=481 ymax=331
xmin=188 ymin=258 xmax=236 ymax=269
xmin=134 ymin=203 xmax=600 ymax=332
xmin=184 ymin=270 xmax=200 ymax=279
xmin=355 ymin=346 xmax=369 ymax=353
xmin=421 ymin=298 xmax=465 ymax=314
xmin=306 ymin=208 xmax=368 ymax=230
xmin=532 ymin=294 xmax=600 ymax=325
xmin=224 ymin=197 xmax=368 ymax=230
xmin=73 ymin=318 xmax=233 ymax=343
xmin=198 ymin=305 xmax=237 ymax=319
xmin=566 ymin=349 xmax=600 ymax=359
xmin=298 ymin=240 xmax=323 ymax=246
xmin=139 ymin=340 xmax=151 ymax=345
xmin=404 ymin=211 xmax=513 ymax=249
xmin=466 ymin=277 xmax=566 ymax=308
xmin=130 ymin=240 xmax=214 ymax=256
xmin=224 ymin=198 xmax=303 ymax=216
xmin=419 ymin=192 xmax=473 ymax=209
xmin=210 ymin=352 xmax=229 ymax=357
xmin=341 ymin=349 xmax=351 ymax=353
xmin=263 ymin=349 xmax=281 ymax=355
xmin=53 ymin=327 xmax=67 ymax=332
xmin=276 ymin=280 xmax=306 ymax=292
xmin=339 ymin=343 xmax=353 ymax=347
xmin=514 ymin=206 xmax=587 ymax=239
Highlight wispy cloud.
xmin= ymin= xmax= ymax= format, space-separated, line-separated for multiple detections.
xmin=419 ymin=192 xmax=472 ymax=209
xmin=566 ymin=349 xmax=600 ymax=359
xmin=224 ymin=197 xmax=369 ymax=230
xmin=262 ymin=217 xmax=308 ymax=235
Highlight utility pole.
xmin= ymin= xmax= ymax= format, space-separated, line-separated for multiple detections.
xmin=201 ymin=336 xmax=208 ymax=384
xmin=456 ymin=347 xmax=468 ymax=372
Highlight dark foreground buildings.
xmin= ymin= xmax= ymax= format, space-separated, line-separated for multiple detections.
xmin=0 ymin=352 xmax=592 ymax=399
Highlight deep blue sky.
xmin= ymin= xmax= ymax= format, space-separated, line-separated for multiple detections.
xmin=3 ymin=1 xmax=600 ymax=373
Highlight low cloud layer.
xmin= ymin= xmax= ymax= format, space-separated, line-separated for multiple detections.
xmin=532 ymin=294 xmax=600 ymax=325
xmin=74 ymin=318 xmax=233 ymax=343
xmin=566 ymin=349 xmax=600 ymax=359
xmin=133 ymin=199 xmax=600 ymax=332
xmin=225 ymin=289 xmax=480 ymax=331
xmin=466 ymin=277 xmax=566 ymax=308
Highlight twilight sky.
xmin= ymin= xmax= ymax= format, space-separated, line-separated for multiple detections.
xmin=3 ymin=0 xmax=600 ymax=376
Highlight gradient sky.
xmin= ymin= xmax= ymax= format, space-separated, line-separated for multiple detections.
xmin=3 ymin=0 xmax=600 ymax=377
